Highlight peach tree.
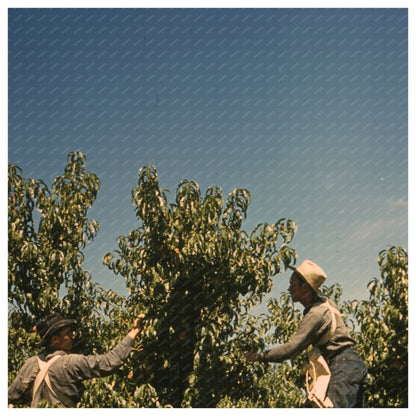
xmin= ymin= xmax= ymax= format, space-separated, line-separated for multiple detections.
xmin=8 ymin=152 xmax=124 ymax=391
xmin=345 ymin=246 xmax=408 ymax=407
xmin=103 ymin=165 xmax=297 ymax=407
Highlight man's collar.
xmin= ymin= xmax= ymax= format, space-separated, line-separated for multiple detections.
xmin=303 ymin=293 xmax=326 ymax=315
xmin=41 ymin=348 xmax=68 ymax=361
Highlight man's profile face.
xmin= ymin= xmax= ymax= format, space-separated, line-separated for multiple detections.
xmin=288 ymin=273 xmax=310 ymax=303
xmin=51 ymin=326 xmax=74 ymax=351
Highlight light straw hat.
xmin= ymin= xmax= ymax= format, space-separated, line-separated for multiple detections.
xmin=289 ymin=260 xmax=327 ymax=292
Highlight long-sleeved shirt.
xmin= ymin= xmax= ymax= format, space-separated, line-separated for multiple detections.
xmin=8 ymin=334 xmax=134 ymax=407
xmin=263 ymin=296 xmax=355 ymax=363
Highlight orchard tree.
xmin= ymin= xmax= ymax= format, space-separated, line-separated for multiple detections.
xmin=8 ymin=152 xmax=123 ymax=387
xmin=104 ymin=165 xmax=297 ymax=407
xmin=9 ymin=153 xmax=408 ymax=408
xmin=346 ymin=246 xmax=408 ymax=407
xmin=218 ymin=291 xmax=305 ymax=408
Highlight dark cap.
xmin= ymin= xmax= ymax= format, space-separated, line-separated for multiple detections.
xmin=35 ymin=312 xmax=77 ymax=347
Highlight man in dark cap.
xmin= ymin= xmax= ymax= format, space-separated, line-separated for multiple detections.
xmin=245 ymin=260 xmax=368 ymax=408
xmin=8 ymin=312 xmax=144 ymax=407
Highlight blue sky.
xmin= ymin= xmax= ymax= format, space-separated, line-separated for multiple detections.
xmin=8 ymin=7 xmax=408 ymax=305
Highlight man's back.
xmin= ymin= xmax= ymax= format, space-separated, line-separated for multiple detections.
xmin=8 ymin=334 xmax=134 ymax=407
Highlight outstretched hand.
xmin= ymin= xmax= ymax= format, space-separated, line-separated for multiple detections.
xmin=133 ymin=314 xmax=146 ymax=329
xmin=244 ymin=352 xmax=261 ymax=362
xmin=128 ymin=314 xmax=146 ymax=340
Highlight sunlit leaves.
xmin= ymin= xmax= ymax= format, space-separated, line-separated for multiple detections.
xmin=344 ymin=246 xmax=408 ymax=407
xmin=104 ymin=164 xmax=297 ymax=407
xmin=9 ymin=153 xmax=407 ymax=408
xmin=8 ymin=153 xmax=125 ymax=401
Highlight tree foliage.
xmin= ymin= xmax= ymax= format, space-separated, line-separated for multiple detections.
xmin=8 ymin=152 xmax=124 ymax=384
xmin=345 ymin=246 xmax=408 ymax=407
xmin=8 ymin=153 xmax=408 ymax=408
xmin=103 ymin=165 xmax=297 ymax=407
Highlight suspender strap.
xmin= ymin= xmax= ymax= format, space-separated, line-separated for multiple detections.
xmin=317 ymin=301 xmax=341 ymax=346
xmin=31 ymin=355 xmax=74 ymax=408
xmin=304 ymin=301 xmax=342 ymax=408
xmin=32 ymin=355 xmax=61 ymax=407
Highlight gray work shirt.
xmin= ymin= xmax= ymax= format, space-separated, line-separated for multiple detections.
xmin=263 ymin=296 xmax=355 ymax=363
xmin=8 ymin=335 xmax=134 ymax=407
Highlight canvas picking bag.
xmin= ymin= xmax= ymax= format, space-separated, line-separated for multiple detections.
xmin=303 ymin=301 xmax=341 ymax=408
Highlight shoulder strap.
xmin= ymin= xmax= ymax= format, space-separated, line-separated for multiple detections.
xmin=305 ymin=301 xmax=341 ymax=408
xmin=317 ymin=301 xmax=341 ymax=346
xmin=31 ymin=355 xmax=62 ymax=407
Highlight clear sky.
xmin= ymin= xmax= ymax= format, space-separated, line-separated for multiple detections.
xmin=8 ymin=7 xmax=408 ymax=305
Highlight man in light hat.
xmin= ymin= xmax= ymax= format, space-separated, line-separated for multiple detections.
xmin=8 ymin=311 xmax=144 ymax=407
xmin=245 ymin=260 xmax=368 ymax=408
